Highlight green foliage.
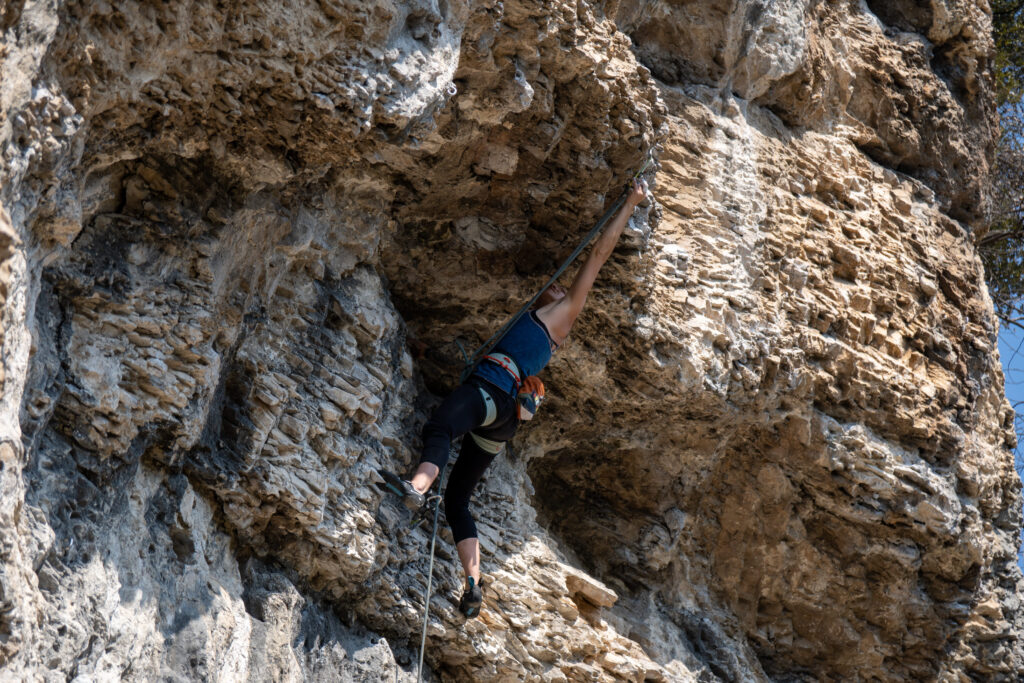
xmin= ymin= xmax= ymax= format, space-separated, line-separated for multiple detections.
xmin=980 ymin=2 xmax=1024 ymax=326
xmin=994 ymin=1 xmax=1024 ymax=106
xmin=980 ymin=104 xmax=1024 ymax=321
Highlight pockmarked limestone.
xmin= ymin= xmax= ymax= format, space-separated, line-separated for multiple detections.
xmin=0 ymin=0 xmax=1020 ymax=681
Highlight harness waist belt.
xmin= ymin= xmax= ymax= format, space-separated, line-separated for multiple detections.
xmin=470 ymin=432 xmax=505 ymax=455
xmin=482 ymin=352 xmax=522 ymax=390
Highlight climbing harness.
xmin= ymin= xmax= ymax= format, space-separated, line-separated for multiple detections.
xmin=481 ymin=351 xmax=522 ymax=391
xmin=459 ymin=156 xmax=653 ymax=383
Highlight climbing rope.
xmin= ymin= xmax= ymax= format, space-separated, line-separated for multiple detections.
xmin=459 ymin=156 xmax=653 ymax=382
xmin=416 ymin=455 xmax=449 ymax=683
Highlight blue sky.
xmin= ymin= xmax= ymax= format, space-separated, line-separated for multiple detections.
xmin=996 ymin=322 xmax=1024 ymax=567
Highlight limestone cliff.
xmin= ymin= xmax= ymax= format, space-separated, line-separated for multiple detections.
xmin=1 ymin=0 xmax=1022 ymax=680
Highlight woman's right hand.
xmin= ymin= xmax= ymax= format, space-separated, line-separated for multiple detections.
xmin=626 ymin=178 xmax=648 ymax=207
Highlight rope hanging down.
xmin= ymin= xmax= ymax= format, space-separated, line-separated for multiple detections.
xmin=415 ymin=156 xmax=652 ymax=681
xmin=416 ymin=456 xmax=449 ymax=683
xmin=459 ymin=157 xmax=653 ymax=383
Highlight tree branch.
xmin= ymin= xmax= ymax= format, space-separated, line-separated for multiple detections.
xmin=977 ymin=229 xmax=1020 ymax=247
xmin=998 ymin=312 xmax=1024 ymax=334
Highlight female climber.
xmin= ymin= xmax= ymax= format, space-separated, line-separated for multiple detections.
xmin=384 ymin=178 xmax=648 ymax=618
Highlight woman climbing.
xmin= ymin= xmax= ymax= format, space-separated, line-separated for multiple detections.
xmin=382 ymin=178 xmax=649 ymax=618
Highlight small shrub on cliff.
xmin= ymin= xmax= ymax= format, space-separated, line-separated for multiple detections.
xmin=980 ymin=1 xmax=1024 ymax=327
xmin=982 ymin=4 xmax=1024 ymax=554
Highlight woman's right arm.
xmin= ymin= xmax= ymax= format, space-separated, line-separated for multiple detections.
xmin=539 ymin=179 xmax=648 ymax=342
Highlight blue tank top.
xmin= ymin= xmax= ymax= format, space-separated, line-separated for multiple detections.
xmin=473 ymin=311 xmax=557 ymax=394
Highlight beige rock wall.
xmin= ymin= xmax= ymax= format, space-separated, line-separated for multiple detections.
xmin=0 ymin=0 xmax=1020 ymax=681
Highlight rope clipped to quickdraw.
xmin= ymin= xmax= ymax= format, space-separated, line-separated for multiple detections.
xmin=459 ymin=156 xmax=653 ymax=383
xmin=454 ymin=338 xmax=471 ymax=367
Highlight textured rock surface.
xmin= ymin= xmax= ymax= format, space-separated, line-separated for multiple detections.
xmin=1 ymin=0 xmax=1021 ymax=681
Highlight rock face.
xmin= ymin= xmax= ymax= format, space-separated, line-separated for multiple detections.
xmin=1 ymin=0 xmax=1021 ymax=681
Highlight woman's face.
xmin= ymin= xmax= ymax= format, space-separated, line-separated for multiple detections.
xmin=538 ymin=283 xmax=567 ymax=307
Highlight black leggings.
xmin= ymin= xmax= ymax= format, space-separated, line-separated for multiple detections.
xmin=420 ymin=377 xmax=518 ymax=544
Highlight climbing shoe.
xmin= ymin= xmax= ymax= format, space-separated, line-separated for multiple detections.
xmin=459 ymin=577 xmax=483 ymax=618
xmin=377 ymin=469 xmax=425 ymax=511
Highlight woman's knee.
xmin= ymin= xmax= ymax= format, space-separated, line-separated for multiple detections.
xmin=444 ymin=482 xmax=471 ymax=513
xmin=444 ymin=495 xmax=476 ymax=543
xmin=450 ymin=518 xmax=477 ymax=545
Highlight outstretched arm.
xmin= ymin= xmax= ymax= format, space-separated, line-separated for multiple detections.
xmin=537 ymin=179 xmax=648 ymax=342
